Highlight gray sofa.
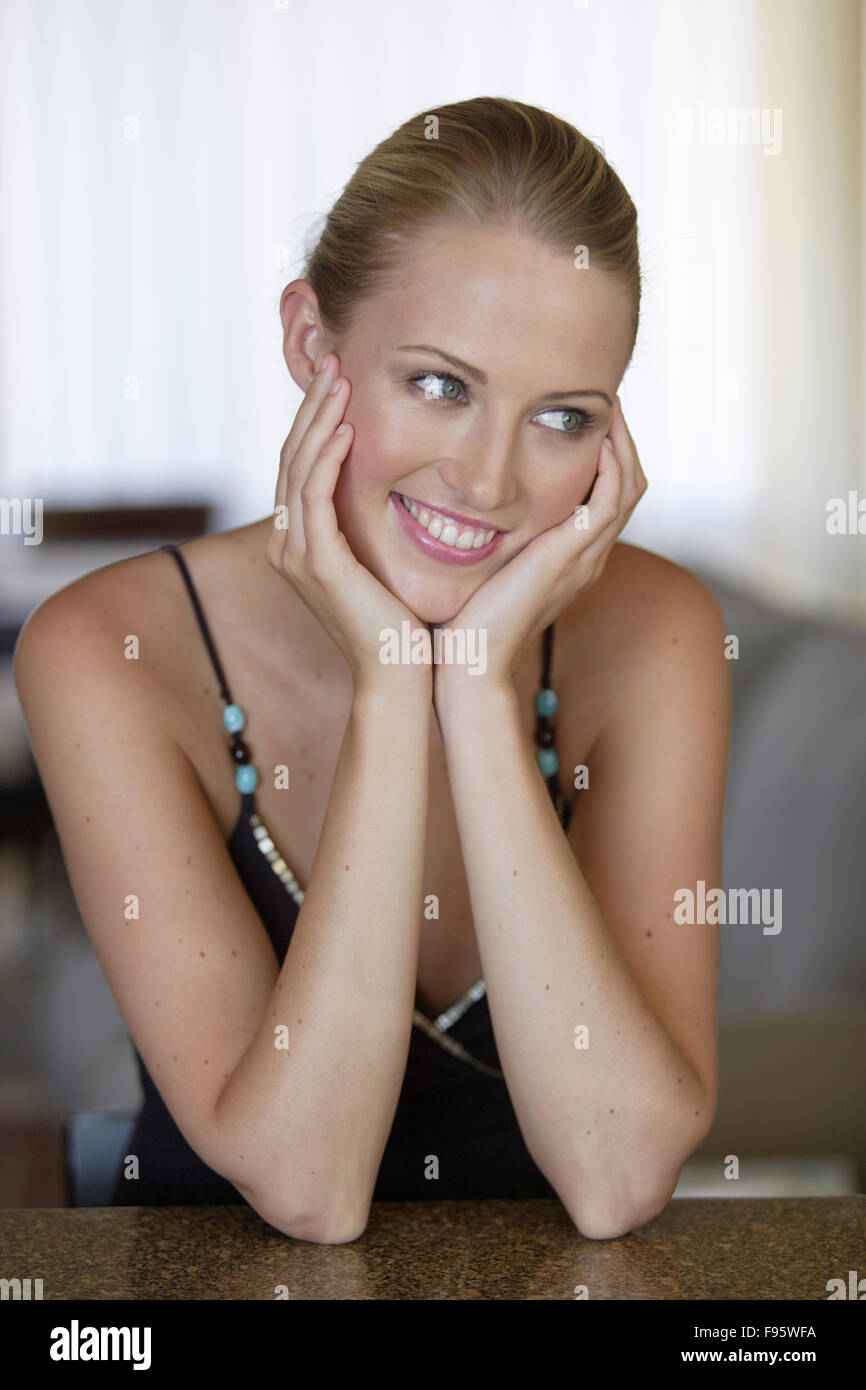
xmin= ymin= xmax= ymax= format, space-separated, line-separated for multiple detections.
xmin=690 ymin=568 xmax=866 ymax=1191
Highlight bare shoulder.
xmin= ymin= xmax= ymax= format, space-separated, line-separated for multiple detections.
xmin=13 ymin=522 xmax=316 ymax=846
xmin=14 ymin=545 xmax=174 ymax=710
xmin=555 ymin=541 xmax=730 ymax=755
xmin=576 ymin=538 xmax=723 ymax=627
xmin=13 ymin=525 xmax=263 ymax=715
xmin=563 ymin=540 xmax=726 ymax=658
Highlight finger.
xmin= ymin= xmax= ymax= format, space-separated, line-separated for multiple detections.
xmin=578 ymin=400 xmax=647 ymax=565
xmin=277 ymin=354 xmax=338 ymax=490
xmin=575 ymin=430 xmax=644 ymax=567
xmin=300 ymin=421 xmax=355 ymax=559
xmin=582 ymin=438 xmax=634 ymax=565
xmin=286 ymin=374 xmax=350 ymax=553
xmin=570 ymin=435 xmax=624 ymax=555
xmin=273 ymin=354 xmax=339 ymax=538
xmin=608 ymin=395 xmax=647 ymax=499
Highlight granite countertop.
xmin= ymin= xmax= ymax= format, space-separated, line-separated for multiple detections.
xmin=1 ymin=1197 xmax=862 ymax=1299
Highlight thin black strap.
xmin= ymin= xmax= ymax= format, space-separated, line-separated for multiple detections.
xmin=542 ymin=623 xmax=554 ymax=687
xmin=158 ymin=543 xmax=234 ymax=704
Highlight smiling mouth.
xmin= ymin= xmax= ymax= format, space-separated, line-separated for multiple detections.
xmin=395 ymin=493 xmax=502 ymax=549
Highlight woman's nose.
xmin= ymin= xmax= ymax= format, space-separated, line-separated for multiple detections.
xmin=439 ymin=423 xmax=520 ymax=513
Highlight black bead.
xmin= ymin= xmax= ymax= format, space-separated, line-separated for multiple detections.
xmin=230 ymin=738 xmax=250 ymax=763
xmin=535 ymin=725 xmax=555 ymax=748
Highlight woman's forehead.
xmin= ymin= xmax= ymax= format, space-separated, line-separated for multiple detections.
xmin=350 ymin=232 xmax=632 ymax=386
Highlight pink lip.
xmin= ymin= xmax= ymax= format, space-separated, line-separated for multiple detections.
xmin=389 ymin=492 xmax=505 ymax=566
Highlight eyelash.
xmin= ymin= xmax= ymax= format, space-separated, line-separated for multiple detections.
xmin=406 ymin=370 xmax=597 ymax=437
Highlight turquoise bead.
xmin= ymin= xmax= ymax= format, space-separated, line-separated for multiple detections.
xmin=235 ymin=763 xmax=258 ymax=793
xmin=535 ymin=688 xmax=558 ymax=717
xmin=537 ymin=747 xmax=559 ymax=776
xmin=223 ymin=704 xmax=246 ymax=733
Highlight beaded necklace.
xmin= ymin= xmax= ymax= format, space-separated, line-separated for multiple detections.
xmin=160 ymin=543 xmax=570 ymax=1080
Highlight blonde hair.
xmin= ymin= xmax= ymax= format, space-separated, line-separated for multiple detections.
xmin=302 ymin=96 xmax=641 ymax=366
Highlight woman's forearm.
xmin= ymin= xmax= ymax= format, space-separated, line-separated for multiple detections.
xmin=435 ymin=676 xmax=710 ymax=1236
xmin=212 ymin=678 xmax=431 ymax=1240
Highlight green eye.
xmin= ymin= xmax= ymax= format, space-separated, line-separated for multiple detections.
xmin=537 ymin=409 xmax=591 ymax=433
xmin=410 ymin=371 xmax=465 ymax=400
xmin=409 ymin=371 xmax=595 ymax=438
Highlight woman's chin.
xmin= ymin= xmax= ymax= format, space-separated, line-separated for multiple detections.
xmin=390 ymin=574 xmax=487 ymax=625
xmin=400 ymin=598 xmax=464 ymax=625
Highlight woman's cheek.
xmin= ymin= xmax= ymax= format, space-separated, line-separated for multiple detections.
xmin=342 ymin=399 xmax=424 ymax=488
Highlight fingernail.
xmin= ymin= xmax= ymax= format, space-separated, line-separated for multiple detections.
xmin=316 ymin=355 xmax=329 ymax=373
xmin=328 ymin=376 xmax=343 ymax=394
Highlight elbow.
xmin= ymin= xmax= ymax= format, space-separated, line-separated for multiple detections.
xmin=276 ymin=1207 xmax=370 ymax=1246
xmin=559 ymin=1123 xmax=709 ymax=1241
xmin=566 ymin=1173 xmax=678 ymax=1242
xmin=570 ymin=1089 xmax=719 ymax=1240
xmin=236 ymin=1162 xmax=371 ymax=1245
xmin=249 ymin=1190 xmax=370 ymax=1245
xmin=207 ymin=1119 xmax=372 ymax=1245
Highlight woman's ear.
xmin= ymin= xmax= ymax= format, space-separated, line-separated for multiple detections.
xmin=279 ymin=280 xmax=329 ymax=390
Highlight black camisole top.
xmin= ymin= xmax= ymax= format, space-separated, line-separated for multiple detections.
xmin=111 ymin=542 xmax=576 ymax=1208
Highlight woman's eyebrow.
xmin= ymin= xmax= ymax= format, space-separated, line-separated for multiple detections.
xmin=394 ymin=343 xmax=612 ymax=405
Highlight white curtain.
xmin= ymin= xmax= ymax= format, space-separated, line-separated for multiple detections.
xmin=1 ymin=0 xmax=863 ymax=617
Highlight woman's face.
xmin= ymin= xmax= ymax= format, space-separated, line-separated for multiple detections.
xmin=299 ymin=223 xmax=634 ymax=624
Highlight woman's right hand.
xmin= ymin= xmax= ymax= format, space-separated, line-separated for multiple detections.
xmin=267 ymin=352 xmax=431 ymax=696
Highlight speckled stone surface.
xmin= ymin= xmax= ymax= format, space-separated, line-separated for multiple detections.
xmin=0 ymin=1198 xmax=862 ymax=1300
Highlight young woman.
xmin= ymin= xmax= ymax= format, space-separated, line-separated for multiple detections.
xmin=14 ymin=97 xmax=730 ymax=1244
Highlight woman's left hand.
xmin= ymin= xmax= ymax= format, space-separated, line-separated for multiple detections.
xmin=433 ymin=395 xmax=647 ymax=700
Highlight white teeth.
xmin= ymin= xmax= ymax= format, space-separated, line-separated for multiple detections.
xmin=399 ymin=494 xmax=496 ymax=549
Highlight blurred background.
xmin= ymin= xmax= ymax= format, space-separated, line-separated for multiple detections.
xmin=0 ymin=0 xmax=864 ymax=1206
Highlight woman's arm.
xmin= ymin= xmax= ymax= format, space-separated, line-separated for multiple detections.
xmin=434 ymin=561 xmax=730 ymax=1240
xmin=212 ymin=677 xmax=431 ymax=1241
xmin=14 ymin=580 xmax=431 ymax=1245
